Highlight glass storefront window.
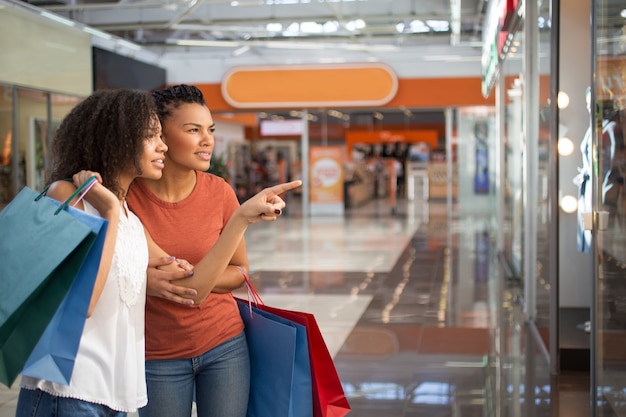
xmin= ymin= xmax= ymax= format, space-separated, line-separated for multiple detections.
xmin=593 ymin=0 xmax=626 ymax=415
xmin=0 ymin=84 xmax=83 ymax=209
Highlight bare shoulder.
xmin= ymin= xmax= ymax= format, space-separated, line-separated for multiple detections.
xmin=45 ymin=180 xmax=76 ymax=203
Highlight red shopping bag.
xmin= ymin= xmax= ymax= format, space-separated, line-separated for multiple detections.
xmin=240 ymin=278 xmax=351 ymax=417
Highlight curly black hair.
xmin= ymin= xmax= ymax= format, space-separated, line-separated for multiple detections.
xmin=48 ymin=89 xmax=158 ymax=198
xmin=152 ymin=84 xmax=207 ymax=123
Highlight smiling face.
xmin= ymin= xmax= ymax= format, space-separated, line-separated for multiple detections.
xmin=161 ymin=102 xmax=216 ymax=172
xmin=138 ymin=116 xmax=168 ymax=180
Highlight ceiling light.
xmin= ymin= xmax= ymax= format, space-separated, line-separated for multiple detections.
xmin=558 ymin=137 xmax=574 ymax=156
xmin=412 ymin=20 xmax=431 ymax=33
xmin=40 ymin=11 xmax=75 ymax=27
xmin=426 ymin=20 xmax=449 ymax=32
xmin=232 ymin=45 xmax=250 ymax=56
xmin=301 ymin=21 xmax=322 ymax=33
xmin=82 ymin=26 xmax=113 ymax=40
xmin=166 ymin=39 xmax=240 ymax=47
xmin=323 ymin=21 xmax=339 ymax=32
xmin=345 ymin=19 xmax=365 ymax=31
xmin=266 ymin=23 xmax=282 ymax=32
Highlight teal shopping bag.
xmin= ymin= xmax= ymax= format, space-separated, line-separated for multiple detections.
xmin=0 ymin=181 xmax=98 ymax=387
xmin=21 ymin=201 xmax=108 ymax=385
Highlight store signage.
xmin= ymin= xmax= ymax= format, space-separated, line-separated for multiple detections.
xmin=260 ymin=119 xmax=303 ymax=136
xmin=222 ymin=63 xmax=398 ymax=108
xmin=309 ymin=146 xmax=344 ymax=216
xmin=481 ymin=0 xmax=522 ymax=97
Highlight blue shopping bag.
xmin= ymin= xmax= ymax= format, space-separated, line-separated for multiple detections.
xmin=237 ymin=277 xmax=349 ymax=417
xmin=0 ymin=178 xmax=99 ymax=387
xmin=21 ymin=200 xmax=108 ymax=384
xmin=236 ymin=298 xmax=313 ymax=417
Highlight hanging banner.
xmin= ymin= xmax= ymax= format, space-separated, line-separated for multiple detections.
xmin=310 ymin=146 xmax=344 ymax=216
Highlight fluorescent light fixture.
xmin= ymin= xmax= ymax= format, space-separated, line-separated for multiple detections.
xmin=167 ymin=39 xmax=241 ymax=47
xmin=345 ymin=19 xmax=365 ymax=32
xmin=166 ymin=38 xmax=396 ymax=52
xmin=82 ymin=26 xmax=113 ymax=40
xmin=266 ymin=23 xmax=282 ymax=32
xmin=426 ymin=20 xmax=449 ymax=32
xmin=265 ymin=41 xmax=397 ymax=51
xmin=40 ymin=11 xmax=75 ymax=27
xmin=266 ymin=41 xmax=325 ymax=50
xmin=232 ymin=45 xmax=250 ymax=56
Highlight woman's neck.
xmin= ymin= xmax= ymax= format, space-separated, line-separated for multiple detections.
xmin=143 ymin=170 xmax=197 ymax=203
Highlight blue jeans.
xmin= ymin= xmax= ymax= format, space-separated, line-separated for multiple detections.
xmin=15 ymin=388 xmax=126 ymax=417
xmin=138 ymin=332 xmax=250 ymax=417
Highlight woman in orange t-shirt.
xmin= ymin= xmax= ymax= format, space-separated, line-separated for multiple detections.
xmin=126 ymin=84 xmax=300 ymax=417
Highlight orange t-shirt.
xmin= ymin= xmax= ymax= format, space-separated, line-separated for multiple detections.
xmin=126 ymin=172 xmax=244 ymax=360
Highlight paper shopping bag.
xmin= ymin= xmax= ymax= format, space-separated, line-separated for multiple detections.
xmin=236 ymin=298 xmax=313 ymax=417
xmin=240 ymin=281 xmax=350 ymax=417
xmin=0 ymin=180 xmax=99 ymax=387
xmin=250 ymin=304 xmax=351 ymax=417
xmin=21 ymin=200 xmax=108 ymax=384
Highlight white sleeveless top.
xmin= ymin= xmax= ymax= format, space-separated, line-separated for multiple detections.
xmin=21 ymin=201 xmax=149 ymax=412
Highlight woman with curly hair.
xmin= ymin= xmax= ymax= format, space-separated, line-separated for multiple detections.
xmin=126 ymin=84 xmax=301 ymax=417
xmin=15 ymin=88 xmax=180 ymax=417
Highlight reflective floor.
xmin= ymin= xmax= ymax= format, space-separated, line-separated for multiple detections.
xmin=0 ymin=195 xmax=591 ymax=417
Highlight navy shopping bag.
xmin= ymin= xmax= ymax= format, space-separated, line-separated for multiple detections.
xmin=21 ymin=198 xmax=108 ymax=384
xmin=0 ymin=178 xmax=99 ymax=387
xmin=238 ymin=278 xmax=350 ymax=417
xmin=236 ymin=298 xmax=313 ymax=417
xmin=250 ymin=304 xmax=350 ymax=417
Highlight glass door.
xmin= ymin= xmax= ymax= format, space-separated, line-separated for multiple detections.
xmin=592 ymin=0 xmax=626 ymax=415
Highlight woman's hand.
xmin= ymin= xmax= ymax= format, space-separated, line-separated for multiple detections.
xmin=237 ymin=180 xmax=302 ymax=224
xmin=71 ymin=170 xmax=118 ymax=216
xmin=146 ymin=256 xmax=197 ymax=305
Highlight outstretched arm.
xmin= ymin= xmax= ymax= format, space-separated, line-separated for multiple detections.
xmin=210 ymin=237 xmax=249 ymax=294
xmin=175 ymin=180 xmax=301 ymax=304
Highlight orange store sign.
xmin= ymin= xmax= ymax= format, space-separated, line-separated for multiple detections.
xmin=222 ymin=63 xmax=398 ymax=108
xmin=310 ymin=146 xmax=344 ymax=216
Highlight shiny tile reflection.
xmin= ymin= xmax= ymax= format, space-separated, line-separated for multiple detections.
xmin=233 ymin=292 xmax=373 ymax=358
xmin=0 ymin=197 xmax=591 ymax=417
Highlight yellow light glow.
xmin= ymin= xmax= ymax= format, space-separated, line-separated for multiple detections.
xmin=558 ymin=137 xmax=574 ymax=156
xmin=560 ymin=195 xmax=578 ymax=213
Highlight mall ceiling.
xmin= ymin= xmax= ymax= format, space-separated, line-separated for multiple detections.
xmin=17 ymin=0 xmax=622 ymax=132
xmin=22 ymin=0 xmax=490 ymax=57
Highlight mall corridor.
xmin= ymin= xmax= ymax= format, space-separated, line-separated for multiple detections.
xmin=0 ymin=196 xmax=591 ymax=417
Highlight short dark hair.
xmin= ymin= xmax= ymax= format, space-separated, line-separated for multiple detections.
xmin=152 ymin=84 xmax=207 ymax=123
xmin=48 ymin=89 xmax=157 ymax=198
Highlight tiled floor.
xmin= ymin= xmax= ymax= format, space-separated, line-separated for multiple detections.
xmin=0 ymin=195 xmax=591 ymax=417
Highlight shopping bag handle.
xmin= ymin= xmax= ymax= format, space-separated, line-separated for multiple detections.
xmin=35 ymin=176 xmax=99 ymax=215
xmin=237 ymin=267 xmax=264 ymax=318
